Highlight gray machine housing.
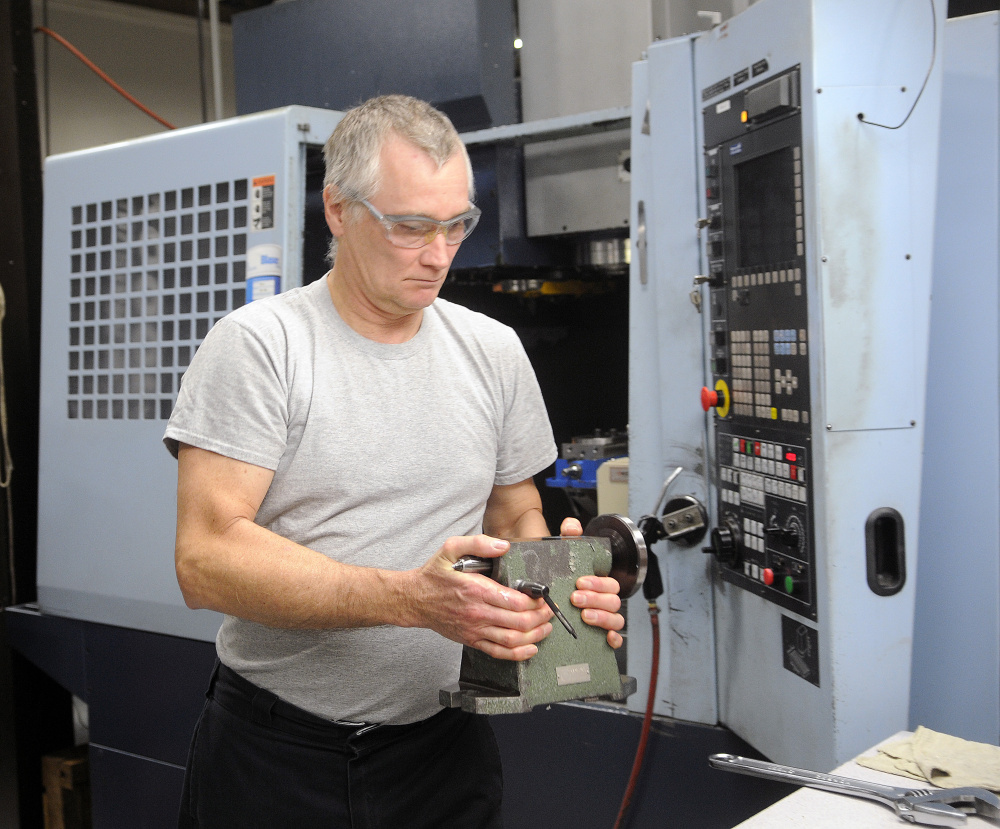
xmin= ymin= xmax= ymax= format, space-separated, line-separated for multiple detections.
xmin=629 ymin=0 xmax=945 ymax=770
xmin=37 ymin=107 xmax=344 ymax=642
xmin=910 ymin=11 xmax=1000 ymax=746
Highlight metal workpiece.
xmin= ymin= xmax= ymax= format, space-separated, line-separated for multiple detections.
xmin=584 ymin=513 xmax=648 ymax=599
xmin=441 ymin=516 xmax=646 ymax=714
xmin=451 ymin=556 xmax=498 ymax=576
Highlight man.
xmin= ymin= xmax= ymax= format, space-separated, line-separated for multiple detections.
xmin=165 ymin=95 xmax=624 ymax=828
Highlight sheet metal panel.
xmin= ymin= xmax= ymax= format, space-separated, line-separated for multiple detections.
xmin=37 ymin=107 xmax=342 ymax=642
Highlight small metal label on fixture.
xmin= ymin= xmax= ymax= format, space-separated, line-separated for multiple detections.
xmin=556 ymin=663 xmax=592 ymax=686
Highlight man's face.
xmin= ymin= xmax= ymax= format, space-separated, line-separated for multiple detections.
xmin=328 ymin=135 xmax=471 ymax=320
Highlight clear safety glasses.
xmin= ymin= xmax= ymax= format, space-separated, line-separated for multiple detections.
xmin=359 ymin=198 xmax=481 ymax=249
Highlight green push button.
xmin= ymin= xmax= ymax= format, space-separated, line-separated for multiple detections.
xmin=784 ymin=575 xmax=795 ymax=595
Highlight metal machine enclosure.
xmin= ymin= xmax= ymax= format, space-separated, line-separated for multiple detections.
xmin=629 ymin=0 xmax=944 ymax=769
xmin=516 ymin=0 xmax=649 ymax=238
xmin=229 ymin=0 xmax=552 ymax=272
xmin=910 ymin=11 xmax=1000 ymax=745
xmin=37 ymin=107 xmax=344 ymax=641
xmin=232 ymin=0 xmax=517 ymax=133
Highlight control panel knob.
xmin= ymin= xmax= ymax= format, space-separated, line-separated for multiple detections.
xmin=705 ymin=517 xmax=741 ymax=567
xmin=764 ymin=521 xmax=800 ymax=547
xmin=764 ymin=515 xmax=805 ymax=553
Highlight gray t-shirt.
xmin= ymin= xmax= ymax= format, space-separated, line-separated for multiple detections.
xmin=164 ymin=275 xmax=557 ymax=724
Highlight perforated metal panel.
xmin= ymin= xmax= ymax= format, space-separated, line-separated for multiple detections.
xmin=65 ymin=183 xmax=249 ymax=424
xmin=38 ymin=107 xmax=343 ymax=641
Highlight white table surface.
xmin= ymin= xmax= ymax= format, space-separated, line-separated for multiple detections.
xmin=732 ymin=732 xmax=996 ymax=828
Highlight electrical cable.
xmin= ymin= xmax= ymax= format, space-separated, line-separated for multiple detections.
xmin=33 ymin=26 xmax=176 ymax=130
xmin=858 ymin=0 xmax=936 ymax=130
xmin=0 ymin=284 xmax=15 ymax=607
xmin=612 ymin=601 xmax=660 ymax=829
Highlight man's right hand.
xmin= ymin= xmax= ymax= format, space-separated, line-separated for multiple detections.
xmin=403 ymin=534 xmax=554 ymax=661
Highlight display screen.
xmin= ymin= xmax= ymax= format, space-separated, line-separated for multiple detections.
xmin=735 ymin=147 xmax=797 ymax=268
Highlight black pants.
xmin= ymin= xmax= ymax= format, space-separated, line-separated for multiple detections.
xmin=178 ymin=662 xmax=504 ymax=829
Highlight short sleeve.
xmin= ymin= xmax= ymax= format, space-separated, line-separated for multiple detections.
xmin=163 ymin=315 xmax=289 ymax=470
xmin=493 ymin=332 xmax=558 ymax=486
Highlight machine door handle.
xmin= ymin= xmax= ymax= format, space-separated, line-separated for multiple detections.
xmin=637 ymin=199 xmax=648 ymax=285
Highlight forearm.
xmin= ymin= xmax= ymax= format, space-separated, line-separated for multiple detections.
xmin=176 ymin=517 xmax=416 ymax=630
xmin=500 ymin=506 xmax=550 ymax=539
xmin=173 ymin=446 xmax=550 ymax=656
xmin=482 ymin=477 xmax=551 ymax=539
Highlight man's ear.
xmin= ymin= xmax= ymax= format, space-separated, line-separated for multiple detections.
xmin=323 ymin=185 xmax=347 ymax=237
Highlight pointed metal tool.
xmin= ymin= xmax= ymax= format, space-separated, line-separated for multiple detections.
xmin=512 ymin=579 xmax=578 ymax=639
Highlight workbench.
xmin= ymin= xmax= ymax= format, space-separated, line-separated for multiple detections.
xmin=733 ymin=732 xmax=995 ymax=828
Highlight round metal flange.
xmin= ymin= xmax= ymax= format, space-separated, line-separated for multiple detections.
xmin=584 ymin=514 xmax=648 ymax=598
xmin=660 ymin=494 xmax=709 ymax=547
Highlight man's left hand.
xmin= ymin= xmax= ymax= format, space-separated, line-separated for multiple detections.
xmin=559 ymin=517 xmax=625 ymax=649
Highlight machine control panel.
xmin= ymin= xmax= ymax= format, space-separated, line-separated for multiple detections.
xmin=701 ymin=67 xmax=817 ymax=620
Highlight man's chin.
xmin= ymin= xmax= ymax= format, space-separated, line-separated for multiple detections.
xmin=404 ymin=280 xmax=446 ymax=306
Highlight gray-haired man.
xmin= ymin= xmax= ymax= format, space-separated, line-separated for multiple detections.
xmin=166 ymin=95 xmax=623 ymax=827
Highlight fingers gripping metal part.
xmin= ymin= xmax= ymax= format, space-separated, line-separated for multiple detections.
xmin=583 ymin=514 xmax=648 ymax=598
xmin=441 ymin=523 xmax=645 ymax=714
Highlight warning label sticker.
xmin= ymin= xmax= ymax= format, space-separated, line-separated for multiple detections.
xmin=251 ymin=174 xmax=275 ymax=231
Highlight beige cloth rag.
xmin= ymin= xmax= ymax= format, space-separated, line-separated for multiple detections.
xmin=856 ymin=726 xmax=1000 ymax=792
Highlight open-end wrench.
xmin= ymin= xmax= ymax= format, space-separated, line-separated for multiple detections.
xmin=710 ymin=753 xmax=1000 ymax=826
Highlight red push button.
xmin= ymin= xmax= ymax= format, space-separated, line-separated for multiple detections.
xmin=762 ymin=568 xmax=775 ymax=586
xmin=701 ymin=387 xmax=719 ymax=411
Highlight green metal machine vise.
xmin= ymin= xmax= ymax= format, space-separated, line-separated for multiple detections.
xmin=440 ymin=514 xmax=647 ymax=714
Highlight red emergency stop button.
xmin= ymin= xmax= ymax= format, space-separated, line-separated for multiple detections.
xmin=701 ymin=381 xmax=730 ymax=417
xmin=701 ymin=387 xmax=719 ymax=411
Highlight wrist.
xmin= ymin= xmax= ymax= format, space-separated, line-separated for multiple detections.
xmin=380 ymin=567 xmax=422 ymax=629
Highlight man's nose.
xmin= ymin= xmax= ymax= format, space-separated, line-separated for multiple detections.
xmin=420 ymin=230 xmax=452 ymax=266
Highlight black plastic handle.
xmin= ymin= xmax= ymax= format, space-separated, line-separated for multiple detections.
xmin=865 ymin=508 xmax=906 ymax=596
